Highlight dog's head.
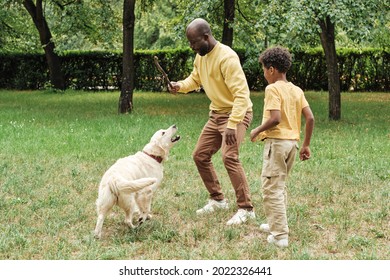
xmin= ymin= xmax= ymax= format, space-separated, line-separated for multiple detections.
xmin=143 ymin=125 xmax=180 ymax=161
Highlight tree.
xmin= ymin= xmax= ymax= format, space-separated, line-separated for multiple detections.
xmin=257 ymin=0 xmax=388 ymax=120
xmin=318 ymin=14 xmax=340 ymax=120
xmin=23 ymin=0 xmax=65 ymax=90
xmin=4 ymin=0 xmax=122 ymax=90
xmin=1 ymin=0 xmax=123 ymax=52
xmin=222 ymin=0 xmax=235 ymax=46
xmin=296 ymin=0 xmax=386 ymax=120
xmin=119 ymin=0 xmax=136 ymax=114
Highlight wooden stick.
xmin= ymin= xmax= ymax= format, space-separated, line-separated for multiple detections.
xmin=153 ymin=56 xmax=173 ymax=88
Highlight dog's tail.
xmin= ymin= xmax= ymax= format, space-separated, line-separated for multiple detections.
xmin=110 ymin=177 xmax=157 ymax=196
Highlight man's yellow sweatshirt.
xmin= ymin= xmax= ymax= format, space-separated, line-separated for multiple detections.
xmin=178 ymin=42 xmax=252 ymax=129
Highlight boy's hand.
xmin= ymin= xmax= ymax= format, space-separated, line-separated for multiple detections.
xmin=250 ymin=111 xmax=280 ymax=142
xmin=250 ymin=129 xmax=259 ymax=142
xmin=299 ymin=146 xmax=311 ymax=161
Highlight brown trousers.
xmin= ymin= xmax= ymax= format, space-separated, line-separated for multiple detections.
xmin=193 ymin=111 xmax=253 ymax=210
xmin=261 ymin=138 xmax=298 ymax=239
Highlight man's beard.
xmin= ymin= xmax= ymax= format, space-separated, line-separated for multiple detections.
xmin=198 ymin=43 xmax=209 ymax=56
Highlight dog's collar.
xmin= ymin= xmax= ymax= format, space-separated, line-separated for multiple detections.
xmin=143 ymin=151 xmax=163 ymax=163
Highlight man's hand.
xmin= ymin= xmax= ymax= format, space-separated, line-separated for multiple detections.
xmin=225 ymin=128 xmax=237 ymax=145
xmin=168 ymin=81 xmax=180 ymax=94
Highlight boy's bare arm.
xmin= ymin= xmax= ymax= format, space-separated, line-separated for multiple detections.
xmin=250 ymin=110 xmax=281 ymax=142
xmin=300 ymin=106 xmax=315 ymax=160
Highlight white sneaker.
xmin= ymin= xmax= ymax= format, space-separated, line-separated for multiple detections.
xmin=226 ymin=209 xmax=256 ymax=225
xmin=267 ymin=235 xmax=288 ymax=248
xmin=196 ymin=199 xmax=228 ymax=215
xmin=259 ymin=223 xmax=270 ymax=233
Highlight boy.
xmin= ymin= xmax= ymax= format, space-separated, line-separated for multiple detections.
xmin=250 ymin=46 xmax=314 ymax=247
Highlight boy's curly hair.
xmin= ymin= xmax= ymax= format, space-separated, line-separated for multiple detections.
xmin=259 ymin=46 xmax=292 ymax=73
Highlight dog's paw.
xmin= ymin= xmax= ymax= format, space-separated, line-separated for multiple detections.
xmin=94 ymin=231 xmax=102 ymax=239
xmin=138 ymin=217 xmax=145 ymax=225
xmin=125 ymin=220 xmax=136 ymax=228
xmin=138 ymin=213 xmax=152 ymax=223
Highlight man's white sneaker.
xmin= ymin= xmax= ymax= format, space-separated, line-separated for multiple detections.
xmin=226 ymin=209 xmax=255 ymax=225
xmin=267 ymin=235 xmax=288 ymax=248
xmin=196 ymin=199 xmax=228 ymax=215
xmin=259 ymin=223 xmax=270 ymax=233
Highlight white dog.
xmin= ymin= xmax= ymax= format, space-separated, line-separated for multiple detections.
xmin=94 ymin=125 xmax=180 ymax=239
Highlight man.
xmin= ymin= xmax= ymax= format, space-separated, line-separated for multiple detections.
xmin=169 ymin=18 xmax=254 ymax=225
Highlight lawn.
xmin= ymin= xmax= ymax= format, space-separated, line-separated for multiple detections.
xmin=0 ymin=89 xmax=389 ymax=260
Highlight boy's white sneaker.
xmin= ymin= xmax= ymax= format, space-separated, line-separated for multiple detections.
xmin=226 ymin=209 xmax=256 ymax=225
xmin=259 ymin=223 xmax=270 ymax=233
xmin=267 ymin=235 xmax=288 ymax=248
xmin=196 ymin=199 xmax=228 ymax=215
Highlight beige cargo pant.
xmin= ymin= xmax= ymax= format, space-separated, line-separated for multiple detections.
xmin=261 ymin=138 xmax=298 ymax=240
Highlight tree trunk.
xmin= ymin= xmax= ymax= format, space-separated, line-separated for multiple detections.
xmin=23 ymin=0 xmax=65 ymax=90
xmin=222 ymin=0 xmax=235 ymax=47
xmin=318 ymin=15 xmax=341 ymax=120
xmin=118 ymin=0 xmax=136 ymax=114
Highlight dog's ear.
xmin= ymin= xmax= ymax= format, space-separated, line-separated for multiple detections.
xmin=162 ymin=151 xmax=169 ymax=161
xmin=144 ymin=141 xmax=164 ymax=155
xmin=143 ymin=138 xmax=168 ymax=159
xmin=156 ymin=141 xmax=170 ymax=159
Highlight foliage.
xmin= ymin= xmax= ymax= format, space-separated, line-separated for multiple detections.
xmin=173 ymin=0 xmax=264 ymax=49
xmin=47 ymin=0 xmax=123 ymax=50
xmin=0 ymin=48 xmax=388 ymax=91
xmin=0 ymin=1 xmax=39 ymax=51
xmin=0 ymin=0 xmax=123 ymax=52
xmin=1 ymin=0 xmax=388 ymax=53
xmin=135 ymin=0 xmax=183 ymax=49
xmin=256 ymin=0 xmax=390 ymax=50
xmin=0 ymin=90 xmax=389 ymax=259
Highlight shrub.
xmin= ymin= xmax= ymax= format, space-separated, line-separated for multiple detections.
xmin=0 ymin=48 xmax=388 ymax=91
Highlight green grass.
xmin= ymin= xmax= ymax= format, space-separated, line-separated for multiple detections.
xmin=0 ymin=89 xmax=389 ymax=260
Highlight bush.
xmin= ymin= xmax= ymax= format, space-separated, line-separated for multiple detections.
xmin=0 ymin=48 xmax=388 ymax=91
xmin=240 ymin=47 xmax=389 ymax=92
xmin=0 ymin=52 xmax=48 ymax=89
xmin=59 ymin=49 xmax=194 ymax=91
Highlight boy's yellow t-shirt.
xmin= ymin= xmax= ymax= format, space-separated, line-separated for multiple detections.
xmin=177 ymin=42 xmax=252 ymax=129
xmin=258 ymin=80 xmax=309 ymax=141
